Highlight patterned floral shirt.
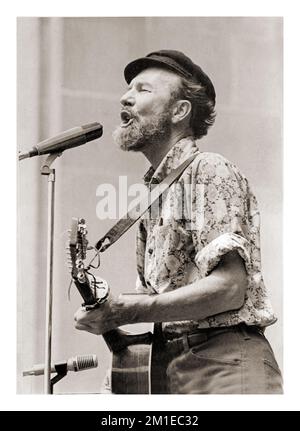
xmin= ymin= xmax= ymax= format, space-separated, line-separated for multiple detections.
xmin=135 ymin=137 xmax=276 ymax=335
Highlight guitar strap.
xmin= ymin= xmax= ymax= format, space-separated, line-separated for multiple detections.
xmin=95 ymin=152 xmax=199 ymax=252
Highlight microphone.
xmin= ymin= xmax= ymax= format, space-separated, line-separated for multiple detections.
xmin=22 ymin=354 xmax=98 ymax=376
xmin=18 ymin=122 xmax=103 ymax=161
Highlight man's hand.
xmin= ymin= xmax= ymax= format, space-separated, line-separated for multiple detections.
xmin=74 ymin=293 xmax=125 ymax=335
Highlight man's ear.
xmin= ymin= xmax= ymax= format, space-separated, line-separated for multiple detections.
xmin=172 ymin=100 xmax=192 ymax=124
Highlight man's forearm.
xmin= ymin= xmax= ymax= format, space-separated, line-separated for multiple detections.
xmin=74 ymin=251 xmax=247 ymax=335
xmin=120 ymin=271 xmax=245 ymax=325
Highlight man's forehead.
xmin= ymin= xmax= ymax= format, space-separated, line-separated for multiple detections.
xmin=129 ymin=67 xmax=181 ymax=88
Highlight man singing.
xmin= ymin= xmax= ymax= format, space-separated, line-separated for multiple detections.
xmin=74 ymin=50 xmax=283 ymax=394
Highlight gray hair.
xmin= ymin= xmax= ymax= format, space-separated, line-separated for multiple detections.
xmin=174 ymin=76 xmax=216 ymax=139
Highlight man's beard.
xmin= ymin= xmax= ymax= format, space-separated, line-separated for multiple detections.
xmin=113 ymin=111 xmax=172 ymax=152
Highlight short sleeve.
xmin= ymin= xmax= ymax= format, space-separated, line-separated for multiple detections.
xmin=189 ymin=153 xmax=259 ymax=278
xmin=195 ymin=232 xmax=251 ymax=278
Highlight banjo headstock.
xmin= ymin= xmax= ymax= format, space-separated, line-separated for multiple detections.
xmin=68 ymin=217 xmax=88 ymax=281
xmin=67 ymin=217 xmax=109 ymax=307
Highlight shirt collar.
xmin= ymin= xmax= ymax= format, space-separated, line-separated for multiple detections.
xmin=143 ymin=137 xmax=200 ymax=186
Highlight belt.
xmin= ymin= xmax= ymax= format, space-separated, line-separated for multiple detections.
xmin=161 ymin=323 xmax=264 ymax=350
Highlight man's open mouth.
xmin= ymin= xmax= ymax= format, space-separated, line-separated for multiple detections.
xmin=120 ymin=110 xmax=134 ymax=128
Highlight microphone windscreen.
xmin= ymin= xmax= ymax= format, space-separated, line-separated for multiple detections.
xmin=71 ymin=354 xmax=98 ymax=371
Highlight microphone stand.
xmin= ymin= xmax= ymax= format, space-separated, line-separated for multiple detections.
xmin=40 ymin=152 xmax=62 ymax=394
xmin=50 ymin=363 xmax=68 ymax=394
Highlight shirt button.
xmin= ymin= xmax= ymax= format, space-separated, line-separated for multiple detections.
xmin=148 ymin=248 xmax=153 ymax=255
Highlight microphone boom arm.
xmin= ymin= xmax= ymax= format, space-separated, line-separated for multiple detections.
xmin=49 ymin=363 xmax=68 ymax=394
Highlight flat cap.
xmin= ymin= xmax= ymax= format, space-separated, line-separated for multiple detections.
xmin=124 ymin=49 xmax=216 ymax=104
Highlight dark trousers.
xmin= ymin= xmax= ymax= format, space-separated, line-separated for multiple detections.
xmin=152 ymin=324 xmax=283 ymax=394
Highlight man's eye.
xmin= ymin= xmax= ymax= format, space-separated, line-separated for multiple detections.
xmin=140 ymin=88 xmax=151 ymax=92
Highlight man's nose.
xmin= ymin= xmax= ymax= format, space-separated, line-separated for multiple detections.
xmin=120 ymin=89 xmax=135 ymax=106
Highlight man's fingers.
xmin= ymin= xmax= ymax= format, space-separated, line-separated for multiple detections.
xmin=75 ymin=322 xmax=100 ymax=335
xmin=74 ymin=307 xmax=95 ymax=323
xmin=75 ymin=323 xmax=85 ymax=330
xmin=75 ymin=322 xmax=92 ymax=330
